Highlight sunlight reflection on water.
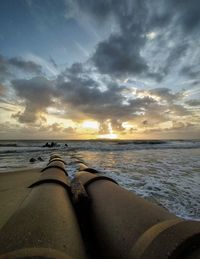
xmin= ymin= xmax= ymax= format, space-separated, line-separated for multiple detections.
xmin=77 ymin=149 xmax=200 ymax=220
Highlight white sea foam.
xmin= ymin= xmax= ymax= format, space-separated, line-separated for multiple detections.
xmin=0 ymin=140 xmax=199 ymax=220
xmin=78 ymin=148 xmax=200 ymax=220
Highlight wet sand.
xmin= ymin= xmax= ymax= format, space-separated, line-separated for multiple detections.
xmin=0 ymin=168 xmax=41 ymax=229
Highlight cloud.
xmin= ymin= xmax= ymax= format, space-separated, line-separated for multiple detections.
xmin=57 ymin=66 xmax=162 ymax=127
xmin=48 ymin=122 xmax=75 ymax=134
xmin=64 ymin=0 xmax=200 ymax=82
xmin=89 ymin=0 xmax=149 ymax=77
xmin=8 ymin=57 xmax=43 ymax=74
xmin=62 ymin=126 xmax=75 ymax=134
xmin=1 ymin=0 xmax=200 ymax=138
xmin=7 ymin=64 xmax=144 ymax=131
xmin=0 ymin=84 xmax=6 ymax=95
xmin=0 ymin=120 xmax=76 ymax=139
xmin=186 ymin=99 xmax=200 ymax=106
xmin=65 ymin=0 xmax=150 ymax=77
xmin=162 ymin=43 xmax=189 ymax=76
xmin=172 ymin=121 xmax=194 ymax=130
xmin=0 ymin=55 xmax=11 ymax=82
xmin=180 ymin=65 xmax=200 ymax=79
xmin=4 ymin=0 xmax=200 ymax=135
xmin=49 ymin=56 xmax=58 ymax=69
xmin=0 ymin=54 xmax=43 ymax=83
xmin=58 ymin=74 xmax=125 ymax=122
xmin=64 ymin=0 xmax=115 ymax=22
xmin=170 ymin=0 xmax=200 ymax=33
xmin=0 ymin=106 xmax=14 ymax=112
xmin=11 ymin=77 xmax=55 ymax=123
xmin=11 ymin=110 xmax=37 ymax=123
xmin=92 ymin=34 xmax=147 ymax=77
xmin=58 ymin=65 xmax=194 ymax=134
xmin=125 ymin=87 xmax=195 ymax=132
xmin=8 ymin=58 xmax=196 ymax=136
xmin=147 ymin=88 xmax=183 ymax=103
xmin=2 ymin=0 xmax=200 ymax=84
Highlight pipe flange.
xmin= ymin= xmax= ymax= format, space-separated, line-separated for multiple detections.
xmin=47 ymin=158 xmax=67 ymax=165
xmin=129 ymin=219 xmax=200 ymax=259
xmin=76 ymin=171 xmax=118 ymax=189
xmin=29 ymin=171 xmax=70 ymax=190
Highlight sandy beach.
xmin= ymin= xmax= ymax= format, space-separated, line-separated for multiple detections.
xmin=0 ymin=141 xmax=199 ymax=220
xmin=0 ymin=168 xmax=41 ymax=229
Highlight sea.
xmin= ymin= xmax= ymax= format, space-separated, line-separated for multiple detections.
xmin=0 ymin=139 xmax=199 ymax=220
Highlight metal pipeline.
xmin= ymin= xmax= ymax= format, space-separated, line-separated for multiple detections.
xmin=73 ymin=164 xmax=200 ymax=259
xmin=0 ymin=154 xmax=87 ymax=259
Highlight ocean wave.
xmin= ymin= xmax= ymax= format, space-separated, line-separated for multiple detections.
xmin=115 ymin=140 xmax=167 ymax=145
xmin=0 ymin=143 xmax=18 ymax=147
xmin=0 ymin=140 xmax=200 ymax=154
xmin=79 ymin=148 xmax=200 ymax=220
xmin=0 ymin=145 xmax=199 ymax=220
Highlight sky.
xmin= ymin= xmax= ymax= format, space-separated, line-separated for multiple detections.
xmin=0 ymin=0 xmax=200 ymax=140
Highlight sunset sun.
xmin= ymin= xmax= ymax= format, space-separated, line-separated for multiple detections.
xmin=0 ymin=0 xmax=199 ymax=141
xmin=98 ymin=133 xmax=118 ymax=139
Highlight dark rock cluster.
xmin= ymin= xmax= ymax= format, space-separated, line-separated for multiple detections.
xmin=29 ymin=157 xmax=44 ymax=163
xmin=43 ymin=142 xmax=58 ymax=148
xmin=42 ymin=142 xmax=68 ymax=148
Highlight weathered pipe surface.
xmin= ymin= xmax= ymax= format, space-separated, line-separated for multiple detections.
xmin=50 ymin=153 xmax=62 ymax=160
xmin=75 ymin=171 xmax=200 ymax=259
xmin=47 ymin=158 xmax=67 ymax=165
xmin=42 ymin=160 xmax=67 ymax=175
xmin=0 ymin=159 xmax=87 ymax=259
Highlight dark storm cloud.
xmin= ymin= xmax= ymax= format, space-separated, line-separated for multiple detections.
xmin=49 ymin=56 xmax=58 ymax=69
xmin=92 ymin=34 xmax=147 ymax=76
xmin=57 ymin=72 xmax=124 ymax=114
xmin=0 ymin=55 xmax=11 ymax=82
xmin=65 ymin=0 xmax=120 ymax=22
xmin=65 ymin=0 xmax=200 ymax=80
xmin=56 ymin=66 xmax=163 ymax=132
xmin=11 ymin=77 xmax=55 ymax=123
xmin=146 ymin=88 xmax=191 ymax=117
xmin=47 ymin=122 xmax=73 ymax=133
xmin=91 ymin=0 xmax=149 ymax=77
xmin=0 ymin=84 xmax=6 ymax=95
xmin=148 ymin=88 xmax=183 ymax=102
xmin=65 ymin=62 xmax=84 ymax=75
xmin=162 ymin=43 xmax=189 ymax=76
xmin=57 ymin=64 xmax=158 ymax=124
xmin=8 ymin=57 xmax=43 ymax=74
xmin=9 ymin=62 xmax=195 ymax=136
xmin=9 ymin=62 xmax=157 ymax=130
xmin=180 ymin=65 xmax=200 ymax=79
xmin=0 ymin=0 xmax=199 ymax=139
xmin=65 ymin=0 xmax=149 ymax=76
xmin=131 ymin=87 xmax=192 ymax=128
xmin=170 ymin=0 xmax=200 ymax=33
xmin=85 ymin=96 xmax=155 ymax=122
xmin=0 ymin=54 xmax=43 ymax=82
xmin=170 ymin=104 xmax=191 ymax=116
xmin=186 ymin=99 xmax=200 ymax=106
xmin=148 ymin=0 xmax=200 ymax=33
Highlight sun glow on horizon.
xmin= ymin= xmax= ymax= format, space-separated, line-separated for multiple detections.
xmin=97 ymin=133 xmax=118 ymax=139
xmin=97 ymin=120 xmax=119 ymax=139
xmin=81 ymin=120 xmax=99 ymax=130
